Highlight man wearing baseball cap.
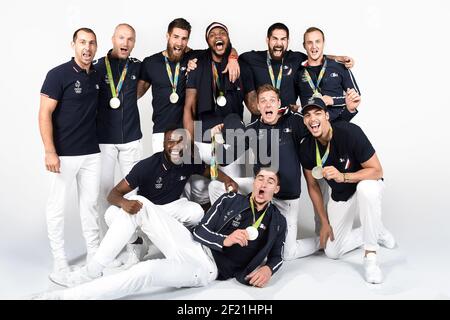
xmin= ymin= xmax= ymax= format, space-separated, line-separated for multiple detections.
xmin=299 ymin=96 xmax=396 ymax=284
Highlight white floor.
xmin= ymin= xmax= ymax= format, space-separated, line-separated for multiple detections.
xmin=2 ymin=232 xmax=449 ymax=300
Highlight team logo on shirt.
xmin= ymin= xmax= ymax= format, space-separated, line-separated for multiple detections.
xmin=260 ymin=223 xmax=266 ymax=230
xmin=181 ymin=67 xmax=186 ymax=72
xmin=179 ymin=175 xmax=187 ymax=181
xmin=155 ymin=177 xmax=163 ymax=189
xmin=74 ymin=81 xmax=82 ymax=94
xmin=231 ymin=214 xmax=242 ymax=228
xmin=330 ymin=72 xmax=338 ymax=78
xmin=95 ymin=84 xmax=99 ymax=90
xmin=283 ymin=127 xmax=292 ymax=133
xmin=131 ymin=75 xmax=136 ymax=80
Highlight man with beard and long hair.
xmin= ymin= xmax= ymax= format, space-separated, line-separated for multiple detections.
xmin=38 ymin=28 xmax=101 ymax=283
xmin=239 ymin=23 xmax=354 ymax=119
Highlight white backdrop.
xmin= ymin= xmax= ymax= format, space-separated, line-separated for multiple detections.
xmin=1 ymin=0 xmax=450 ymax=298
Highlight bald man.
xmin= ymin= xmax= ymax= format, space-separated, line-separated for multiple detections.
xmin=95 ymin=24 xmax=143 ymax=245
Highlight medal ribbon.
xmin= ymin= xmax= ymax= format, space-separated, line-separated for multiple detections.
xmin=212 ymin=62 xmax=224 ymax=103
xmin=303 ymin=59 xmax=328 ymax=96
xmin=164 ymin=56 xmax=180 ymax=94
xmin=249 ymin=197 xmax=269 ymax=229
xmin=105 ymin=55 xmax=129 ymax=98
xmin=266 ymin=51 xmax=283 ymax=89
xmin=315 ymin=127 xmax=333 ymax=167
xmin=210 ymin=134 xmax=218 ymax=180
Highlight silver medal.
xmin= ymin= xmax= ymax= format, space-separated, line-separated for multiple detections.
xmin=312 ymin=166 xmax=323 ymax=180
xmin=216 ymin=95 xmax=227 ymax=107
xmin=246 ymin=226 xmax=258 ymax=241
xmin=169 ymin=92 xmax=179 ymax=104
xmin=109 ymin=97 xmax=121 ymax=109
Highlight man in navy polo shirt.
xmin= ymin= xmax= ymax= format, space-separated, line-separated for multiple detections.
xmin=38 ymin=28 xmax=101 ymax=281
xmin=297 ymin=27 xmax=361 ymax=123
xmin=209 ymin=84 xmax=320 ymax=260
xmin=183 ymin=22 xmax=245 ymax=207
xmin=299 ymin=97 xmax=395 ymax=284
xmin=95 ymin=24 xmax=143 ymax=240
xmin=137 ymin=18 xmax=240 ymax=154
xmin=239 ymin=23 xmax=354 ymax=119
xmin=33 ymin=167 xmax=285 ymax=300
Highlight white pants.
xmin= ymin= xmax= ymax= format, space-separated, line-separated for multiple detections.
xmin=272 ymin=198 xmax=320 ymax=260
xmin=152 ymin=132 xmax=164 ymax=154
xmin=46 ymin=153 xmax=101 ymax=261
xmin=98 ymin=140 xmax=142 ymax=238
xmin=324 ymin=180 xmax=386 ymax=259
xmin=61 ymin=195 xmax=217 ymax=300
xmin=104 ymin=197 xmax=205 ymax=234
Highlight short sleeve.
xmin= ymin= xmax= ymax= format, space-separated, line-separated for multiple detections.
xmin=351 ymin=125 xmax=375 ymax=164
xmin=41 ymin=69 xmax=63 ymax=101
xmin=139 ymin=57 xmax=153 ymax=85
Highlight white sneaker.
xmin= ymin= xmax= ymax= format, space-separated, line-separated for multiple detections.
xmin=364 ymin=253 xmax=383 ymax=284
xmin=48 ymin=259 xmax=72 ymax=285
xmin=50 ymin=266 xmax=101 ymax=288
xmin=378 ymin=228 xmax=396 ymax=249
xmin=122 ymin=242 xmax=146 ymax=269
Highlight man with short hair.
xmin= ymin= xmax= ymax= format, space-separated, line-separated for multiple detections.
xmin=38 ymin=28 xmax=101 ymax=281
xmin=299 ymin=97 xmax=395 ymax=284
xmin=298 ymin=27 xmax=361 ymax=122
xmin=95 ymin=23 xmax=143 ymax=240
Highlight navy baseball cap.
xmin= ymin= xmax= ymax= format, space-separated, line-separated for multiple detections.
xmin=301 ymin=96 xmax=327 ymax=115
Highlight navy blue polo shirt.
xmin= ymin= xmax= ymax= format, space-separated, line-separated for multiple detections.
xmin=297 ymin=57 xmax=360 ymax=122
xmin=212 ymin=201 xmax=272 ymax=280
xmin=125 ymin=152 xmax=206 ymax=205
xmin=247 ymin=111 xmax=307 ymax=200
xmin=139 ymin=50 xmax=201 ymax=133
xmin=95 ymin=52 xmax=142 ymax=144
xmin=239 ymin=50 xmax=307 ymax=108
xmin=40 ymin=58 xmax=100 ymax=156
xmin=299 ymin=121 xmax=375 ymax=202
xmin=186 ymin=53 xmax=244 ymax=139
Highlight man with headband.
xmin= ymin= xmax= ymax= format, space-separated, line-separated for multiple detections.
xmin=299 ymin=97 xmax=395 ymax=284
xmin=183 ymin=22 xmax=245 ymax=207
